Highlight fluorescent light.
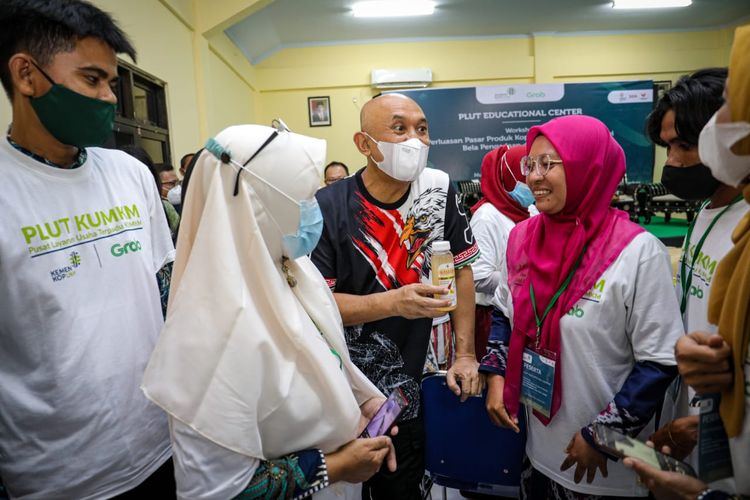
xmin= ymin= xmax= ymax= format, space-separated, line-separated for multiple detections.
xmin=352 ymin=1 xmax=435 ymax=18
xmin=612 ymin=0 xmax=691 ymax=8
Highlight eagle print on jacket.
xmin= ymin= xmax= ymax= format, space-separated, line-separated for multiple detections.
xmin=351 ymin=188 xmax=446 ymax=290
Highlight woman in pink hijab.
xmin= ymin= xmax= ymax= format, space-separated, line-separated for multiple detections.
xmin=497 ymin=116 xmax=684 ymax=498
xmin=469 ymin=145 xmax=536 ymax=427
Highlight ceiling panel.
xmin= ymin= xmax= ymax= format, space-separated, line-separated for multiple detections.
xmin=225 ymin=0 xmax=750 ymax=64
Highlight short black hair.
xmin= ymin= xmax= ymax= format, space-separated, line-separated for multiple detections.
xmin=156 ymin=163 xmax=176 ymax=174
xmin=646 ymin=68 xmax=727 ymax=147
xmin=180 ymin=153 xmax=195 ymax=170
xmin=0 ymin=0 xmax=136 ymax=98
xmin=181 ymin=149 xmax=204 ymax=207
xmin=324 ymin=161 xmax=349 ymax=176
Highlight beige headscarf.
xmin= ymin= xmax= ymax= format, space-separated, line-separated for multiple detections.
xmin=708 ymin=24 xmax=750 ymax=437
xmin=142 ymin=124 xmax=381 ymax=459
xmin=728 ymin=24 xmax=750 ymax=156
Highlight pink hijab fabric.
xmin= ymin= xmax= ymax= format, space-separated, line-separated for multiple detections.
xmin=471 ymin=145 xmax=531 ymax=224
xmin=503 ymin=115 xmax=645 ymax=424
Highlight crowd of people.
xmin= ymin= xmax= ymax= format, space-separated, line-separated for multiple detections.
xmin=0 ymin=1 xmax=748 ymax=499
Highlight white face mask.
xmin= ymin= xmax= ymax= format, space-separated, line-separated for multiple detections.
xmin=365 ymin=133 xmax=429 ymax=182
xmin=698 ymin=111 xmax=750 ymax=187
xmin=167 ymin=184 xmax=182 ymax=205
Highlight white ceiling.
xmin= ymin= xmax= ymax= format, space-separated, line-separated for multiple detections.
xmin=225 ymin=0 xmax=750 ymax=64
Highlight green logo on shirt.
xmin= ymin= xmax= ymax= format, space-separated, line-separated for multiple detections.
xmin=567 ymin=305 xmax=585 ymax=318
xmin=50 ymin=251 xmax=82 ymax=282
xmin=69 ymin=251 xmax=82 ymax=267
xmin=21 ymin=204 xmax=145 ymax=258
xmin=582 ymin=279 xmax=606 ymax=303
xmin=111 ymin=240 xmax=142 ymax=257
xmin=684 ymin=245 xmax=718 ymax=282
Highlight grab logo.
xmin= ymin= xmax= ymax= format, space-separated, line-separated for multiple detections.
xmin=567 ymin=305 xmax=584 ymax=318
xmin=111 ymin=240 xmax=142 ymax=257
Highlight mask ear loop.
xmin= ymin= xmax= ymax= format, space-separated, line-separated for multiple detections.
xmin=233 ymin=131 xmax=279 ymax=196
xmin=362 ymin=131 xmax=387 ymax=167
xmin=29 ymin=59 xmax=57 ymax=86
xmin=501 ymin=151 xmax=520 ymax=192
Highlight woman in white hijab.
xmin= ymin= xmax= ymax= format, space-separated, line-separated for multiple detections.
xmin=142 ymin=122 xmax=395 ymax=499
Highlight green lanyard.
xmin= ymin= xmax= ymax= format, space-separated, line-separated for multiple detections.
xmin=529 ymin=244 xmax=587 ymax=348
xmin=679 ymin=195 xmax=744 ymax=314
xmin=310 ymin=317 xmax=343 ymax=370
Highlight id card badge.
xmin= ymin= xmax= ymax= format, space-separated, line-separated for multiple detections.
xmin=520 ymin=347 xmax=557 ymax=418
xmin=698 ymin=393 xmax=733 ymax=483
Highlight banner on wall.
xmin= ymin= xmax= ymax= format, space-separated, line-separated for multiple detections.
xmin=393 ymin=81 xmax=654 ymax=183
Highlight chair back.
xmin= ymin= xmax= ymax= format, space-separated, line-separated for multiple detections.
xmin=421 ymin=372 xmax=526 ymax=497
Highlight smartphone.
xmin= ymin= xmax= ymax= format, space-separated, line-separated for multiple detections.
xmin=592 ymin=423 xmax=697 ymax=477
xmin=360 ymin=388 xmax=409 ymax=438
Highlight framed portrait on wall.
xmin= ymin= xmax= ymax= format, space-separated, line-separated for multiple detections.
xmin=308 ymin=96 xmax=331 ymax=127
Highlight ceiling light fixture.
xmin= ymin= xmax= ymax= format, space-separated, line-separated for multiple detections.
xmin=352 ymin=0 xmax=435 ymax=18
xmin=612 ymin=0 xmax=692 ymax=8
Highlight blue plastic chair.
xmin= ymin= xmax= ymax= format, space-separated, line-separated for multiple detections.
xmin=421 ymin=372 xmax=526 ymax=499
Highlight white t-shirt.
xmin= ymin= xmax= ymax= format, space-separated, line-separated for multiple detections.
xmin=470 ymin=203 xmax=516 ymax=314
xmin=676 ymin=201 xmax=749 ymax=336
xmin=524 ymin=232 xmax=684 ymax=496
xmin=0 ymin=140 xmax=175 ymax=499
xmin=664 ymin=200 xmax=749 ymax=478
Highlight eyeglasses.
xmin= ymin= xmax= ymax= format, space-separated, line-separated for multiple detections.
xmin=520 ymin=154 xmax=563 ymax=177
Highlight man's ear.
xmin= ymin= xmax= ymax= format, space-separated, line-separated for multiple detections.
xmin=8 ymin=54 xmax=40 ymax=98
xmin=353 ymin=131 xmax=372 ymax=156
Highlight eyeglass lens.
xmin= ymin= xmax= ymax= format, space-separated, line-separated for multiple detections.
xmin=521 ymin=154 xmax=558 ymax=176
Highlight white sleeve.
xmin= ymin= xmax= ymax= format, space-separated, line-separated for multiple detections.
xmin=170 ymin=418 xmax=258 ymax=500
xmin=470 ymin=208 xmax=505 ymax=295
xmin=493 ymin=248 xmax=511 ymax=318
xmin=625 ymin=235 xmax=684 ymax=365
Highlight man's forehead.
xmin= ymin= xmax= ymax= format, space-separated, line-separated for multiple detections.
xmin=659 ymin=110 xmax=679 ymax=140
xmin=387 ymin=110 xmax=426 ymax=121
xmin=327 ymin=166 xmax=346 ymax=175
xmin=361 ymin=94 xmax=426 ymax=130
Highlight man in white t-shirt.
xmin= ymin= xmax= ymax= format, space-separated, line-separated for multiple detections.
xmin=625 ymin=25 xmax=750 ymax=499
xmin=645 ymin=68 xmax=747 ymax=478
xmin=0 ymin=1 xmax=175 ymax=498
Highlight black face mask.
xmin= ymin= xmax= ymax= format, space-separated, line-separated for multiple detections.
xmin=660 ymin=164 xmax=721 ymax=200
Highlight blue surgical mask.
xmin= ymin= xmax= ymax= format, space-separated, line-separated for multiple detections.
xmin=503 ymin=154 xmax=535 ymax=207
xmin=282 ymin=198 xmax=324 ymax=259
xmin=508 ymin=182 xmax=535 ymax=208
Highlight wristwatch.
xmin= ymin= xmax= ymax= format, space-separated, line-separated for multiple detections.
xmin=696 ymin=488 xmax=740 ymax=500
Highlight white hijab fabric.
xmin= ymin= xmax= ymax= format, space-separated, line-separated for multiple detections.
xmin=142 ymin=125 xmax=381 ymax=460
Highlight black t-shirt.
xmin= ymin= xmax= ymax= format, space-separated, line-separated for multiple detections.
xmin=312 ymin=168 xmax=479 ymax=420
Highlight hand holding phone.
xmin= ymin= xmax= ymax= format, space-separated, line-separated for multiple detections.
xmin=592 ymin=423 xmax=696 ymax=477
xmin=360 ymin=388 xmax=408 ymax=438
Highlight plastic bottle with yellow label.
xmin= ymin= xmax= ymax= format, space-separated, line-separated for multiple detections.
xmin=431 ymin=240 xmax=457 ymax=312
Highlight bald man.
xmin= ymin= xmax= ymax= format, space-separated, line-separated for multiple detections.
xmin=311 ymin=94 xmax=482 ymax=499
